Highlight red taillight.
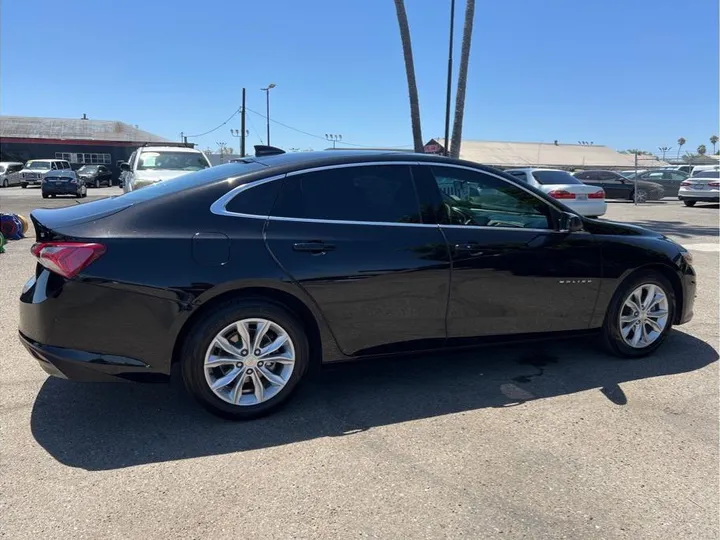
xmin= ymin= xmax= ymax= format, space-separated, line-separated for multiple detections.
xmin=30 ymin=242 xmax=106 ymax=278
xmin=680 ymin=181 xmax=692 ymax=187
xmin=547 ymin=190 xmax=576 ymax=200
xmin=588 ymin=189 xmax=605 ymax=199
xmin=709 ymin=181 xmax=719 ymax=187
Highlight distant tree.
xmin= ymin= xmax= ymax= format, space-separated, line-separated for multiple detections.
xmin=710 ymin=135 xmax=718 ymax=154
xmin=393 ymin=0 xmax=424 ymax=152
xmin=676 ymin=137 xmax=686 ymax=159
xmin=697 ymin=144 xmax=707 ymax=156
xmin=621 ymin=149 xmax=653 ymax=155
xmin=449 ymin=0 xmax=476 ymax=159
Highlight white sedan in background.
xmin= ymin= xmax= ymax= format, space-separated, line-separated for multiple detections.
xmin=678 ymin=170 xmax=720 ymax=207
xmin=505 ymin=168 xmax=607 ymax=217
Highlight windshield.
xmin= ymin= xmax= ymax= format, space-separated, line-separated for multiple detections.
xmin=531 ymin=170 xmax=582 ymax=185
xmin=26 ymin=161 xmax=52 ymax=170
xmin=119 ymin=161 xmax=267 ymax=203
xmin=692 ymin=171 xmax=720 ymax=179
xmin=0 ymin=166 xmax=5 ymax=173
xmin=137 ymin=151 xmax=210 ymax=171
xmin=78 ymin=165 xmax=99 ymax=173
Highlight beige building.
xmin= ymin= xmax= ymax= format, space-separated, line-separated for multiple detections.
xmin=424 ymin=139 xmax=669 ymax=170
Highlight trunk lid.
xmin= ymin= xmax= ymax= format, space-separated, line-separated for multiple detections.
xmin=30 ymin=197 xmax=133 ymax=241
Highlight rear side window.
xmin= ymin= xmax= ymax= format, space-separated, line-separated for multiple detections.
xmin=225 ymin=179 xmax=281 ymax=216
xmin=272 ymin=165 xmax=422 ymax=224
xmin=507 ymin=171 xmax=528 ymax=182
xmin=531 ymin=170 xmax=583 ymax=185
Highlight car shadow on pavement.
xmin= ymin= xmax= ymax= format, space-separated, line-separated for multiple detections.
xmin=31 ymin=330 xmax=717 ymax=471
xmin=630 ymin=219 xmax=719 ymax=239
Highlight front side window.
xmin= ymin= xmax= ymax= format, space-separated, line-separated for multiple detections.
xmin=430 ymin=166 xmax=551 ymax=229
xmin=137 ymin=151 xmax=210 ymax=172
xmin=271 ymin=165 xmax=421 ymax=224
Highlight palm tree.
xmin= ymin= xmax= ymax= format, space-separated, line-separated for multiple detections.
xmin=710 ymin=135 xmax=718 ymax=154
xmin=393 ymin=0 xmax=424 ymax=152
xmin=676 ymin=137 xmax=686 ymax=159
xmin=449 ymin=0 xmax=476 ymax=158
xmin=697 ymin=144 xmax=707 ymax=156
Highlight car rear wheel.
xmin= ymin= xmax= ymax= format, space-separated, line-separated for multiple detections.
xmin=602 ymin=272 xmax=674 ymax=358
xmin=684 ymin=200 xmax=696 ymax=207
xmin=21 ymin=183 xmax=27 ymax=189
xmin=181 ymin=299 xmax=309 ymax=420
xmin=42 ymin=193 xmax=48 ymax=199
xmin=2 ymin=179 xmax=7 ymax=188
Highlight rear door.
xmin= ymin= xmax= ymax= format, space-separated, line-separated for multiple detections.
xmin=264 ymin=162 xmax=451 ymax=357
xmin=597 ymin=171 xmax=630 ymax=199
xmin=414 ymin=164 xmax=601 ymax=339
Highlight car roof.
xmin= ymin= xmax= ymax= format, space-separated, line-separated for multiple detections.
xmin=0 ymin=161 xmax=23 ymax=165
xmin=504 ymin=167 xmax=564 ymax=172
xmin=45 ymin=169 xmax=76 ymax=176
xmin=139 ymin=146 xmax=205 ymax=153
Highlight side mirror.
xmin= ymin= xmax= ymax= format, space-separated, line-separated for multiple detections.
xmin=560 ymin=212 xmax=584 ymax=232
xmin=119 ymin=162 xmax=130 ymax=172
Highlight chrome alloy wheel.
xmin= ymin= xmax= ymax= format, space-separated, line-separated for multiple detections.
xmin=204 ymin=318 xmax=295 ymax=406
xmin=619 ymin=284 xmax=669 ymax=348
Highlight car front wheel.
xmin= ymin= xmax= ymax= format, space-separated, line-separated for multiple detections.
xmin=181 ymin=299 xmax=309 ymax=419
xmin=602 ymin=272 xmax=674 ymax=358
xmin=21 ymin=183 xmax=27 ymax=189
xmin=684 ymin=200 xmax=696 ymax=207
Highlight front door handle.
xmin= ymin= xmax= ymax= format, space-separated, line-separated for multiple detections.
xmin=454 ymin=242 xmax=483 ymax=256
xmin=293 ymin=241 xmax=336 ymax=254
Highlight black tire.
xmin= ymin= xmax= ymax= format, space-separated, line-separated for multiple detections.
xmin=2 ymin=179 xmax=7 ymax=188
xmin=21 ymin=183 xmax=27 ymax=189
xmin=684 ymin=200 xmax=696 ymax=207
xmin=42 ymin=193 xmax=49 ymax=199
xmin=631 ymin=189 xmax=648 ymax=203
xmin=181 ymin=298 xmax=310 ymax=420
xmin=75 ymin=191 xmax=82 ymax=198
xmin=94 ymin=179 xmax=100 ymax=188
xmin=602 ymin=271 xmax=675 ymax=358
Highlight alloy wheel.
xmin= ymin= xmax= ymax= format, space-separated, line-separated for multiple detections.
xmin=203 ymin=318 xmax=295 ymax=406
xmin=619 ymin=284 xmax=669 ymax=348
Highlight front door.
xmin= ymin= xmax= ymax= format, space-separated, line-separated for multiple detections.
xmin=264 ymin=163 xmax=451 ymax=357
xmin=413 ymin=164 xmax=602 ymax=340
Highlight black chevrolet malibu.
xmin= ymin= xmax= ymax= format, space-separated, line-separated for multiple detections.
xmin=19 ymin=148 xmax=696 ymax=419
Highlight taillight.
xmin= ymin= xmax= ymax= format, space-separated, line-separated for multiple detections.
xmin=709 ymin=181 xmax=719 ymax=187
xmin=680 ymin=181 xmax=692 ymax=187
xmin=547 ymin=190 xmax=576 ymax=199
xmin=30 ymin=242 xmax=106 ymax=278
xmin=588 ymin=189 xmax=605 ymax=199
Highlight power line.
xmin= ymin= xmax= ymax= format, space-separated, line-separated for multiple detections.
xmin=185 ymin=107 xmax=241 ymax=138
xmin=246 ymin=113 xmax=264 ymax=145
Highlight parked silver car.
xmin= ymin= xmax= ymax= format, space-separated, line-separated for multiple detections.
xmin=0 ymin=162 xmax=24 ymax=187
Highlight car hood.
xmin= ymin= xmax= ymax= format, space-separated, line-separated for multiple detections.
xmin=134 ymin=170 xmax=187 ymax=183
xmin=583 ymin=217 xmax=664 ymax=238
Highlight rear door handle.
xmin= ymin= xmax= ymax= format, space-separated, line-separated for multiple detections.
xmin=293 ymin=241 xmax=336 ymax=253
xmin=454 ymin=242 xmax=483 ymax=256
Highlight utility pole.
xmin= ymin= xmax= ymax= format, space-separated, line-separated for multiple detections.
xmin=325 ymin=134 xmax=342 ymax=148
xmin=443 ymin=0 xmax=456 ymax=157
xmin=241 ymin=87 xmax=246 ymax=157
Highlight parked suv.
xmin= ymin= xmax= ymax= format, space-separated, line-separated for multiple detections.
xmin=77 ymin=164 xmax=113 ymax=188
xmin=0 ymin=162 xmax=24 ymax=187
xmin=121 ymin=144 xmax=211 ymax=192
xmin=19 ymin=159 xmax=72 ymax=188
xmin=573 ymin=170 xmax=664 ymax=202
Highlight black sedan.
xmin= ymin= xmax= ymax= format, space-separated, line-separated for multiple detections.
xmin=77 ymin=164 xmax=113 ymax=188
xmin=40 ymin=170 xmax=87 ymax=199
xmin=19 ymin=149 xmax=696 ymax=419
xmin=573 ymin=170 xmax=665 ymax=201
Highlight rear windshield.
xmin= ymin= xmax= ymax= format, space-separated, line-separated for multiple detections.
xmin=137 ymin=151 xmax=210 ymax=171
xmin=117 ymin=161 xmax=268 ymax=203
xmin=692 ymin=171 xmax=720 ymax=179
xmin=531 ymin=170 xmax=582 ymax=185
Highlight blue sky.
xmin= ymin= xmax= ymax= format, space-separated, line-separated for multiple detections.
xmin=2 ymin=0 xmax=718 ymax=156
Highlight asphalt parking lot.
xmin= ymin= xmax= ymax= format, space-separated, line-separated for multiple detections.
xmin=1 ymin=186 xmax=718 ymax=539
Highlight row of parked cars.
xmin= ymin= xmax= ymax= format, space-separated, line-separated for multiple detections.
xmin=0 ymin=159 xmax=115 ymax=198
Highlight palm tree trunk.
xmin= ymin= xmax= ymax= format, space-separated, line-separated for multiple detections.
xmin=393 ymin=0 xmax=424 ymax=152
xmin=449 ymin=0 xmax=476 ymax=159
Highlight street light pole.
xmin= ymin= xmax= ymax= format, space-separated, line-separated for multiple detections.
xmin=658 ymin=146 xmax=672 ymax=162
xmin=325 ymin=134 xmax=342 ymax=148
xmin=261 ymin=83 xmax=276 ymax=146
xmin=217 ymin=141 xmax=227 ymax=164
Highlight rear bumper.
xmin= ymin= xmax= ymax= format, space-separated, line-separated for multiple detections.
xmin=19 ymin=270 xmax=179 ymax=381
xmin=42 ymin=185 xmax=79 ymax=195
xmin=564 ymin=199 xmax=607 ymax=217
xmin=678 ymin=191 xmax=719 ymax=202
xmin=19 ymin=332 xmax=167 ymax=382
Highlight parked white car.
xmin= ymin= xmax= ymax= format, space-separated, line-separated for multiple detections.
xmin=18 ymin=159 xmax=72 ymax=188
xmin=678 ymin=170 xmax=720 ymax=207
xmin=0 ymin=162 xmax=24 ymax=187
xmin=505 ymin=168 xmax=607 ymax=217
xmin=122 ymin=145 xmax=211 ymax=192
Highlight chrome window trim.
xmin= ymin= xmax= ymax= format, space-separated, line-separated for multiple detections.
xmin=209 ymin=159 xmax=571 ymax=231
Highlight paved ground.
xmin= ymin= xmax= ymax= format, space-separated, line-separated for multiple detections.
xmin=1 ymin=186 xmax=718 ymax=539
